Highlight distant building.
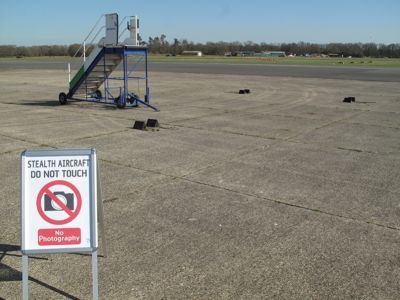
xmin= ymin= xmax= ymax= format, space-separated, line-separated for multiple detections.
xmin=254 ymin=51 xmax=286 ymax=57
xmin=238 ymin=51 xmax=255 ymax=57
xmin=182 ymin=51 xmax=202 ymax=57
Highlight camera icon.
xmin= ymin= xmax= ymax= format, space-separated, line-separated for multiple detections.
xmin=44 ymin=192 xmax=74 ymax=211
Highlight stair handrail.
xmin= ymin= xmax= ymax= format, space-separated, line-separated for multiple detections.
xmin=68 ymin=14 xmax=106 ymax=85
xmin=86 ymin=25 xmax=106 ymax=50
xmin=117 ymin=16 xmax=130 ymax=41
xmin=72 ymin=14 xmax=105 ymax=59
xmin=119 ymin=16 xmax=130 ymax=28
xmin=118 ymin=15 xmax=136 ymax=41
xmin=118 ymin=27 xmax=128 ymax=41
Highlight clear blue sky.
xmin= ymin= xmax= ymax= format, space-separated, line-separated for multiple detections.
xmin=1 ymin=0 xmax=399 ymax=46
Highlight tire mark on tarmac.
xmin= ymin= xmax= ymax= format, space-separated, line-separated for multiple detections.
xmin=261 ymin=87 xmax=319 ymax=115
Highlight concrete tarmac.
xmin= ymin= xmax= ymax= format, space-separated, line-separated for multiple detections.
xmin=1 ymin=59 xmax=400 ymax=82
xmin=151 ymin=62 xmax=400 ymax=82
xmin=1 ymin=65 xmax=400 ymax=299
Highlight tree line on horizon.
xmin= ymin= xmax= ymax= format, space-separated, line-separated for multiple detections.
xmin=1 ymin=36 xmax=399 ymax=58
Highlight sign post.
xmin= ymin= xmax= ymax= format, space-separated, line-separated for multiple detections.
xmin=21 ymin=149 xmax=100 ymax=299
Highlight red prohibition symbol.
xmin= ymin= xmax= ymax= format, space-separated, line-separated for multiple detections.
xmin=36 ymin=180 xmax=82 ymax=225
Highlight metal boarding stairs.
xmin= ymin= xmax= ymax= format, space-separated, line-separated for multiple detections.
xmin=59 ymin=13 xmax=157 ymax=110
xmin=70 ymin=53 xmax=122 ymax=98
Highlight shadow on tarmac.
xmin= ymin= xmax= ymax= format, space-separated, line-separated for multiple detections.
xmin=0 ymin=244 xmax=78 ymax=299
xmin=21 ymin=100 xmax=60 ymax=106
xmin=2 ymin=100 xmax=60 ymax=107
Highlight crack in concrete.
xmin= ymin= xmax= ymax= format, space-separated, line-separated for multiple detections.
xmin=337 ymin=147 xmax=365 ymax=153
xmin=63 ymin=128 xmax=130 ymax=143
xmin=343 ymin=121 xmax=400 ymax=131
xmin=0 ymin=128 xmax=127 ymax=156
xmin=0 ymin=132 xmax=54 ymax=150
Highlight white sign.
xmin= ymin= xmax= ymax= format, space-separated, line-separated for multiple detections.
xmin=21 ymin=149 xmax=98 ymax=254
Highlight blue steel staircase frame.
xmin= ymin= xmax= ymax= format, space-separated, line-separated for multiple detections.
xmin=58 ymin=14 xmax=157 ymax=111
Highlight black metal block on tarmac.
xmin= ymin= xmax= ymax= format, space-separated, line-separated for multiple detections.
xmin=343 ymin=97 xmax=356 ymax=103
xmin=146 ymin=119 xmax=159 ymax=128
xmin=133 ymin=121 xmax=146 ymax=130
xmin=239 ymin=89 xmax=251 ymax=94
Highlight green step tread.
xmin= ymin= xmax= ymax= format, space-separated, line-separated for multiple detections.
xmin=69 ymin=66 xmax=85 ymax=90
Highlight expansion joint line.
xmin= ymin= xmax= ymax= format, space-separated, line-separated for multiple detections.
xmin=165 ymin=122 xmax=286 ymax=142
xmin=99 ymin=158 xmax=400 ymax=233
xmin=0 ymin=132 xmax=49 ymax=148
xmin=180 ymin=177 xmax=400 ymax=232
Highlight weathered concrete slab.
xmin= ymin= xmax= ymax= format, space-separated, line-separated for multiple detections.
xmin=0 ymin=134 xmax=36 ymax=155
xmin=0 ymin=114 xmax=130 ymax=145
xmin=346 ymin=110 xmax=400 ymax=128
xmin=174 ymin=111 xmax=328 ymax=140
xmin=56 ymin=127 xmax=273 ymax=177
xmin=293 ymin=121 xmax=400 ymax=153
xmin=1 ymin=68 xmax=400 ymax=299
xmin=0 ymin=152 xmax=20 ymax=241
xmin=187 ymin=141 xmax=400 ymax=228
xmin=3 ymin=178 xmax=399 ymax=299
